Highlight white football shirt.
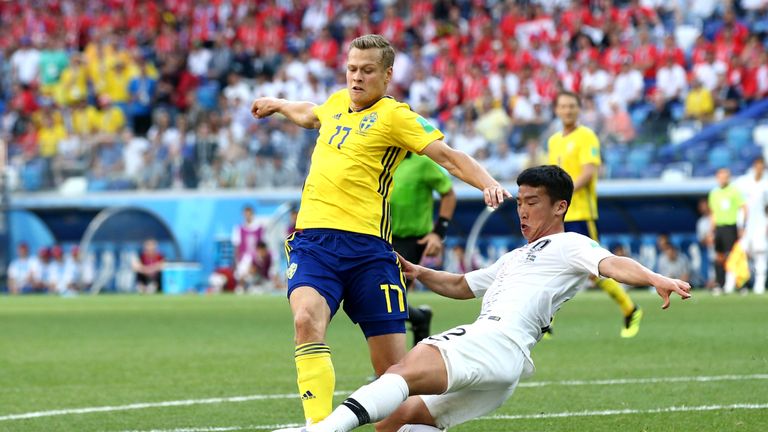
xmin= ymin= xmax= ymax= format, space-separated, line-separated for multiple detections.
xmin=464 ymin=232 xmax=612 ymax=366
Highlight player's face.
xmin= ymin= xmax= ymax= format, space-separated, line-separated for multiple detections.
xmin=346 ymin=48 xmax=392 ymax=110
xmin=555 ymin=95 xmax=580 ymax=128
xmin=517 ymin=185 xmax=566 ymax=242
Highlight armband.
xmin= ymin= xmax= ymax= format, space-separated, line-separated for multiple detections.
xmin=433 ymin=217 xmax=451 ymax=240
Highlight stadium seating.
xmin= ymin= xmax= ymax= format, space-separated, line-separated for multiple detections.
xmin=2 ymin=1 xmax=766 ymax=193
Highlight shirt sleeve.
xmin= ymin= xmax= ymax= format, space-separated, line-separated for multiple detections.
xmin=560 ymin=234 xmax=613 ymax=277
xmin=312 ymin=89 xmax=342 ymax=121
xmin=578 ymin=129 xmax=602 ymax=167
xmin=464 ymin=254 xmax=505 ymax=298
xmin=389 ymin=105 xmax=444 ymax=153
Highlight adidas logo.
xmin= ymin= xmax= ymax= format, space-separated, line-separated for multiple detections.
xmin=301 ymin=390 xmax=316 ymax=400
xmin=332 ymin=113 xmax=342 ymax=120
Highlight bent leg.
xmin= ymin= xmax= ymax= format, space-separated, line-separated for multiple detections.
xmin=308 ymin=344 xmax=449 ymax=432
xmin=367 ymin=332 xmax=408 ymax=377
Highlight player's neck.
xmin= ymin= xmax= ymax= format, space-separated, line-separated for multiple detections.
xmin=527 ymin=224 xmax=565 ymax=243
xmin=562 ymin=124 xmax=578 ymax=136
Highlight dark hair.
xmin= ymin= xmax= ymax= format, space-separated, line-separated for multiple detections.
xmin=350 ymin=34 xmax=396 ymax=69
xmin=554 ymin=91 xmax=582 ymax=108
xmin=516 ymin=165 xmax=574 ymax=210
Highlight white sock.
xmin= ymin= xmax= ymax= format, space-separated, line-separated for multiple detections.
xmin=724 ymin=272 xmax=737 ymax=294
xmin=311 ymin=374 xmax=410 ymax=432
xmin=397 ymin=424 xmax=442 ymax=431
xmin=753 ymin=252 xmax=766 ymax=294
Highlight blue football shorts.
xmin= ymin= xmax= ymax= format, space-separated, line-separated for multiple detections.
xmin=284 ymin=228 xmax=408 ymax=338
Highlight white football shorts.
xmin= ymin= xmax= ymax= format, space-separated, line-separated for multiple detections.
xmin=418 ymin=322 xmax=531 ymax=429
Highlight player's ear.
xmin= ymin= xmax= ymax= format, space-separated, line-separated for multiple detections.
xmin=554 ymin=199 xmax=567 ymax=216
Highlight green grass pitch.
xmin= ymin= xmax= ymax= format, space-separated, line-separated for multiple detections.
xmin=1 ymin=290 xmax=766 ymax=432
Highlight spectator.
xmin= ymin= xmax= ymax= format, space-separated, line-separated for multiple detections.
xmin=656 ymin=55 xmax=688 ymax=103
xmin=451 ymin=119 xmax=488 ymax=159
xmin=693 ymin=50 xmax=727 ymax=92
xmin=10 ymin=37 xmax=40 ymax=85
xmin=611 ymin=59 xmax=644 ymax=108
xmin=7 ymin=242 xmax=42 ymax=295
xmin=62 ymin=246 xmax=94 ymax=293
xmin=37 ymin=247 xmax=53 ymax=293
xmin=231 ymin=205 xmax=265 ymax=293
xmin=131 ymin=238 xmax=165 ymax=294
xmin=127 ymin=57 xmax=157 ymax=136
xmin=247 ymin=240 xmax=274 ymax=293
xmin=696 ymin=198 xmax=715 ymax=288
xmin=602 ymin=100 xmax=636 ymax=145
xmin=656 ymin=244 xmax=691 ymax=283
xmin=684 ymin=78 xmax=715 ymax=122
xmin=45 ymin=245 xmax=69 ymax=295
xmin=641 ymin=90 xmax=673 ymax=144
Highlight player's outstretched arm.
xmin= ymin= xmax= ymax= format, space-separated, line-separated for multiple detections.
xmin=598 ymin=256 xmax=692 ymax=309
xmin=396 ymin=252 xmax=474 ymax=299
xmin=421 ymin=140 xmax=511 ymax=209
xmin=250 ymin=97 xmax=320 ymax=129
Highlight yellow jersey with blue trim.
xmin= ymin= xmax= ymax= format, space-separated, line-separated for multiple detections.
xmin=296 ymin=89 xmax=444 ymax=242
xmin=547 ymin=125 xmax=601 ymax=222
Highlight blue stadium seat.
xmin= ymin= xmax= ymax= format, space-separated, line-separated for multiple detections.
xmin=693 ymin=163 xmax=717 ymax=177
xmin=740 ymin=144 xmax=763 ymax=161
xmin=707 ymin=146 xmax=732 ymax=169
xmin=725 ymin=126 xmax=753 ymax=152
xmin=21 ymin=160 xmax=44 ymax=191
xmin=625 ymin=147 xmax=654 ymax=177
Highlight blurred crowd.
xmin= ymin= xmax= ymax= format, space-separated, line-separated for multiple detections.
xmin=2 ymin=0 xmax=768 ymax=192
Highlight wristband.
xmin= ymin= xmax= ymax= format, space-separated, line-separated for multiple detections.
xmin=433 ymin=217 xmax=450 ymax=240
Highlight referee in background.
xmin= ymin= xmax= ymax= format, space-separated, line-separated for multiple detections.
xmin=390 ymin=152 xmax=456 ymax=346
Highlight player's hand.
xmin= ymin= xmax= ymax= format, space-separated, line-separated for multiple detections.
xmin=251 ymin=97 xmax=281 ymax=119
xmin=654 ymin=277 xmax=692 ymax=309
xmin=483 ymin=184 xmax=512 ymax=209
xmin=418 ymin=232 xmax=443 ymax=258
xmin=396 ymin=252 xmax=420 ymax=280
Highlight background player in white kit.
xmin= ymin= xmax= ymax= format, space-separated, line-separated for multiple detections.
xmin=274 ymin=165 xmax=691 ymax=432
xmin=736 ymin=156 xmax=768 ymax=294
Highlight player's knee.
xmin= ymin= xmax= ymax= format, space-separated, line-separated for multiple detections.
xmin=292 ymin=307 xmax=326 ymax=342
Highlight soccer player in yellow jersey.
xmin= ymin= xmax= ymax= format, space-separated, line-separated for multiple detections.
xmin=547 ymin=91 xmax=643 ymax=338
xmin=251 ymin=34 xmax=510 ymax=426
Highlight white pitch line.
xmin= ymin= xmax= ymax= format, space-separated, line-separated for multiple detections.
xmin=2 ymin=374 xmax=767 ymax=422
xmin=118 ymin=425 xmax=303 ymax=432
xmin=517 ymin=373 xmax=768 ymax=388
xmin=115 ymin=403 xmax=768 ymax=432
xmin=482 ymin=402 xmax=768 ymax=421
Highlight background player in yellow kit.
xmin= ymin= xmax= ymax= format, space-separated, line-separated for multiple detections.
xmin=251 ymin=34 xmax=510 ymax=426
xmin=548 ymin=91 xmax=643 ymax=338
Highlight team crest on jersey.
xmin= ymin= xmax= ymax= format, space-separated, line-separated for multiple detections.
xmin=333 ymin=113 xmax=342 ymax=120
xmin=525 ymin=239 xmax=551 ymax=262
xmin=359 ymin=112 xmax=378 ymax=131
xmin=286 ymin=263 xmax=298 ymax=279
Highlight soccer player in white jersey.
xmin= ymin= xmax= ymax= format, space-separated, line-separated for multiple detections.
xmin=737 ymin=156 xmax=768 ymax=294
xmin=273 ymin=165 xmax=691 ymax=432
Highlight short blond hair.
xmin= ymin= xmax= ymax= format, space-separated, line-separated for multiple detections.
xmin=349 ymin=34 xmax=395 ymax=69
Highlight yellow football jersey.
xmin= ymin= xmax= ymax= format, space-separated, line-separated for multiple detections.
xmin=297 ymin=89 xmax=444 ymax=242
xmin=547 ymin=125 xmax=601 ymax=222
